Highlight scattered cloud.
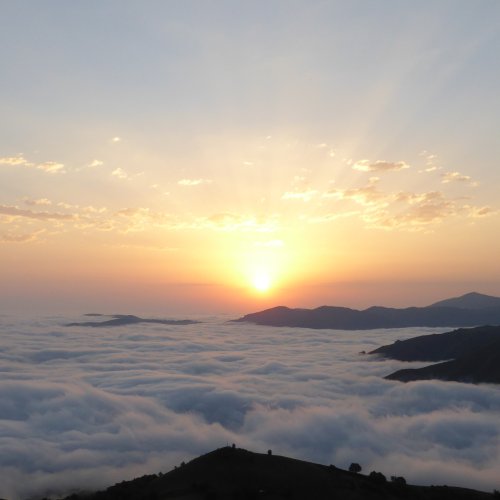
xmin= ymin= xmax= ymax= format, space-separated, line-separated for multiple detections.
xmin=0 ymin=155 xmax=30 ymax=166
xmin=178 ymin=178 xmax=213 ymax=186
xmin=441 ymin=171 xmax=476 ymax=185
xmin=111 ymin=168 xmax=143 ymax=180
xmin=111 ymin=168 xmax=129 ymax=179
xmin=419 ymin=151 xmax=441 ymax=173
xmin=0 ymin=229 xmax=44 ymax=243
xmin=0 ymin=205 xmax=74 ymax=221
xmin=111 ymin=137 xmax=122 ymax=143
xmin=353 ymin=160 xmax=410 ymax=172
xmin=325 ymin=177 xmax=386 ymax=206
xmin=281 ymin=189 xmax=318 ymax=202
xmin=203 ymin=212 xmax=277 ymax=232
xmin=24 ymin=198 xmax=52 ymax=206
xmin=0 ymin=155 xmax=65 ymax=174
xmin=88 ymin=160 xmax=104 ymax=168
xmin=36 ymin=161 xmax=65 ymax=174
xmin=464 ymin=205 xmax=497 ymax=218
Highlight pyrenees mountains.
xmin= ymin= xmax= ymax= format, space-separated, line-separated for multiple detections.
xmin=235 ymin=292 xmax=500 ymax=330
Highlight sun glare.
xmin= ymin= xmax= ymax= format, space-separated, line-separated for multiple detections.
xmin=252 ymin=272 xmax=271 ymax=293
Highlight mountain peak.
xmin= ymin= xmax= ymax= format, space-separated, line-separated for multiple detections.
xmin=429 ymin=292 xmax=500 ymax=310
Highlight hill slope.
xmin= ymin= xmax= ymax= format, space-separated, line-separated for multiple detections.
xmin=56 ymin=447 xmax=495 ymax=500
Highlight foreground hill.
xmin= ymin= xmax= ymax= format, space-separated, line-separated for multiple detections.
xmin=370 ymin=325 xmax=500 ymax=384
xmin=234 ymin=293 xmax=500 ymax=330
xmin=56 ymin=446 xmax=496 ymax=500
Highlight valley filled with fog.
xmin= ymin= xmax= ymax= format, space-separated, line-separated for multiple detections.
xmin=1 ymin=315 xmax=499 ymax=499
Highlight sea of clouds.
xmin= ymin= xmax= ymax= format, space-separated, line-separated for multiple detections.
xmin=1 ymin=313 xmax=499 ymax=499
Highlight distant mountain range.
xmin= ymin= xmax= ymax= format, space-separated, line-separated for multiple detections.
xmin=53 ymin=446 xmax=495 ymax=500
xmin=235 ymin=292 xmax=500 ymax=330
xmin=370 ymin=325 xmax=500 ymax=384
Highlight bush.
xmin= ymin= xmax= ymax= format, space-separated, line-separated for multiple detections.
xmin=349 ymin=463 xmax=362 ymax=473
xmin=391 ymin=476 xmax=406 ymax=486
xmin=369 ymin=471 xmax=387 ymax=484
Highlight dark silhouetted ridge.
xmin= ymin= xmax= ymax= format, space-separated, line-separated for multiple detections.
xmin=54 ymin=446 xmax=495 ymax=500
xmin=66 ymin=314 xmax=199 ymax=327
xmin=429 ymin=292 xmax=500 ymax=310
xmin=372 ymin=325 xmax=500 ymax=384
xmin=234 ymin=293 xmax=500 ymax=330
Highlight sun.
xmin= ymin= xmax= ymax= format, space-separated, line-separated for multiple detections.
xmin=252 ymin=272 xmax=272 ymax=293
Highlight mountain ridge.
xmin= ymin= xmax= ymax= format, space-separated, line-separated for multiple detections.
xmin=234 ymin=292 xmax=500 ymax=330
xmin=370 ymin=325 xmax=500 ymax=384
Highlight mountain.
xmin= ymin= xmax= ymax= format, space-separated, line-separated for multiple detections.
xmin=234 ymin=293 xmax=500 ymax=330
xmin=429 ymin=292 xmax=500 ymax=310
xmin=54 ymin=446 xmax=495 ymax=500
xmin=385 ymin=339 xmax=500 ymax=384
xmin=370 ymin=325 xmax=500 ymax=361
xmin=66 ymin=314 xmax=199 ymax=327
xmin=370 ymin=325 xmax=500 ymax=384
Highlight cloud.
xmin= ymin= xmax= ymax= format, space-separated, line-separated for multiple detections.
xmin=111 ymin=168 xmax=129 ymax=179
xmin=0 ymin=205 xmax=74 ymax=221
xmin=0 ymin=155 xmax=65 ymax=173
xmin=365 ymin=191 xmax=458 ymax=229
xmin=178 ymin=178 xmax=213 ymax=186
xmin=1 ymin=319 xmax=500 ymax=500
xmin=325 ymin=177 xmax=387 ymax=206
xmin=202 ymin=213 xmax=277 ymax=232
xmin=281 ymin=189 xmax=318 ymax=202
xmin=353 ymin=160 xmax=410 ymax=172
xmin=0 ymin=155 xmax=31 ymax=166
xmin=36 ymin=161 xmax=65 ymax=174
xmin=441 ymin=171 xmax=475 ymax=184
xmin=464 ymin=205 xmax=497 ymax=218
xmin=24 ymin=198 xmax=52 ymax=206
xmin=111 ymin=137 xmax=122 ymax=143
xmin=0 ymin=230 xmax=44 ymax=243
xmin=88 ymin=160 xmax=104 ymax=168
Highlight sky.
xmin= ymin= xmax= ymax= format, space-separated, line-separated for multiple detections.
xmin=1 ymin=1 xmax=500 ymax=314
xmin=2 ymin=317 xmax=500 ymax=499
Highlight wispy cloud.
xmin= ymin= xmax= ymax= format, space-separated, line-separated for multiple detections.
xmin=178 ymin=178 xmax=213 ymax=186
xmin=0 ymin=229 xmax=44 ymax=243
xmin=24 ymin=198 xmax=52 ymax=206
xmin=0 ymin=205 xmax=74 ymax=221
xmin=325 ymin=177 xmax=387 ymax=206
xmin=0 ymin=155 xmax=65 ymax=174
xmin=281 ymin=189 xmax=318 ymax=202
xmin=202 ymin=213 xmax=278 ymax=232
xmin=0 ymin=155 xmax=30 ymax=166
xmin=352 ymin=160 xmax=410 ymax=172
xmin=441 ymin=171 xmax=476 ymax=185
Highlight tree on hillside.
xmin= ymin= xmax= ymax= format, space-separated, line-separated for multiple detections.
xmin=349 ymin=463 xmax=362 ymax=473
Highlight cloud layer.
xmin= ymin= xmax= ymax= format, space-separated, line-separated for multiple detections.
xmin=1 ymin=317 xmax=499 ymax=499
